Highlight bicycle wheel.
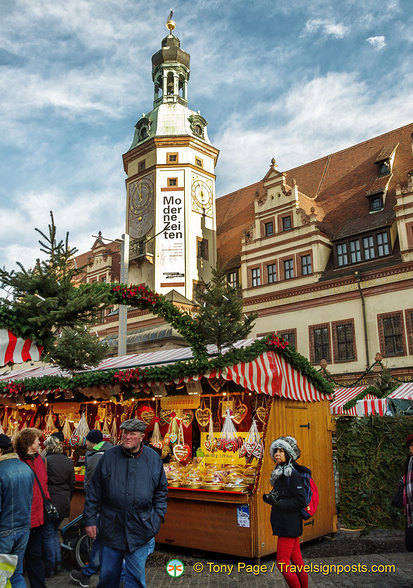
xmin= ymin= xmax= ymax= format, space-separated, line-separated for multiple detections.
xmin=75 ymin=533 xmax=94 ymax=568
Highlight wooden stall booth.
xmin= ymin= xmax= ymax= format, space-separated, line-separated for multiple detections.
xmin=154 ymin=350 xmax=337 ymax=558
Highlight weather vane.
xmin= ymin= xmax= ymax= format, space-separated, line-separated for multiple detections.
xmin=166 ymin=9 xmax=176 ymax=34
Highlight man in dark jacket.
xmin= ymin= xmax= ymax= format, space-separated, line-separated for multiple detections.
xmin=0 ymin=433 xmax=34 ymax=587
xmin=70 ymin=429 xmax=112 ymax=587
xmin=83 ymin=419 xmax=168 ymax=588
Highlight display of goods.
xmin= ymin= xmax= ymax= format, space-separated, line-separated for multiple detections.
xmin=217 ymin=409 xmax=239 ymax=453
xmin=62 ymin=417 xmax=72 ymax=440
xmin=163 ymin=459 xmax=257 ymax=493
xmin=181 ymin=410 xmax=194 ymax=428
xmin=239 ymin=419 xmax=263 ymax=463
xmin=70 ymin=412 xmax=89 ymax=447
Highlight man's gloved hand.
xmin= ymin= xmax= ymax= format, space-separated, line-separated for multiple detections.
xmin=262 ymin=489 xmax=279 ymax=506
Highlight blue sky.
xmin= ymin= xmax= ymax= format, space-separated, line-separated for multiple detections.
xmin=1 ymin=0 xmax=412 ymax=271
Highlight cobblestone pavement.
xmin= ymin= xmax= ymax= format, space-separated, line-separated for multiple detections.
xmin=44 ymin=549 xmax=412 ymax=587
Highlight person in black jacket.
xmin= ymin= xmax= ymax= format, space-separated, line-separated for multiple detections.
xmin=263 ymin=436 xmax=309 ymax=588
xmin=83 ymin=418 xmax=168 ymax=588
xmin=43 ymin=435 xmax=75 ymax=577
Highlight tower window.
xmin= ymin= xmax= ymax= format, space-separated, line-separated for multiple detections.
xmin=167 ymin=178 xmax=178 ymax=187
xmin=195 ymin=157 xmax=203 ymax=168
xmin=167 ymin=153 xmax=178 ymax=164
xmin=139 ymin=160 xmax=146 ymax=172
xmin=197 ymin=238 xmax=208 ymax=260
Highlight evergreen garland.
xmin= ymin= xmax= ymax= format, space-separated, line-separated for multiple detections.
xmin=0 ymin=331 xmax=333 ymax=398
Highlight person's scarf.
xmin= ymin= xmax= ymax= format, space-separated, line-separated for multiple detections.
xmin=404 ymin=455 xmax=413 ymax=526
xmin=270 ymin=458 xmax=294 ymax=486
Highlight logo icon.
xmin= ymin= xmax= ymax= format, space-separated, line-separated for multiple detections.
xmin=166 ymin=559 xmax=185 ymax=578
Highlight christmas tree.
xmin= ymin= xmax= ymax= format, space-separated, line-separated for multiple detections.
xmin=194 ymin=266 xmax=257 ymax=354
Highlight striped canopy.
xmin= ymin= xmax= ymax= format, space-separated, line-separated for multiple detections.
xmin=355 ymin=398 xmax=388 ymax=416
xmin=0 ymin=329 xmax=43 ymax=367
xmin=387 ymin=382 xmax=413 ymax=400
xmin=330 ymin=386 xmax=379 ymax=416
xmin=173 ymin=351 xmax=329 ymax=402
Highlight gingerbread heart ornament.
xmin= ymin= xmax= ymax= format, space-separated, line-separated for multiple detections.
xmin=256 ymin=406 xmax=269 ymax=423
xmin=159 ymin=409 xmax=172 ymax=426
xmin=232 ymin=403 xmax=248 ymax=424
xmin=173 ymin=443 xmax=191 ymax=462
xmin=181 ymin=410 xmax=194 ymax=428
xmin=140 ymin=409 xmax=155 ymax=425
xmin=195 ymin=407 xmax=211 ymax=428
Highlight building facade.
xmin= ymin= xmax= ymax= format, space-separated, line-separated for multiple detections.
xmin=217 ymin=124 xmax=413 ymax=382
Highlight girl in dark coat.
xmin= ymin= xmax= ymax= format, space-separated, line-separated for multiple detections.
xmin=263 ymin=436 xmax=309 ymax=588
xmin=43 ymin=435 xmax=75 ymax=576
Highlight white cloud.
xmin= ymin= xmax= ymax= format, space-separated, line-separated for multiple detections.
xmin=305 ymin=19 xmax=349 ymax=39
xmin=366 ymin=36 xmax=386 ymax=50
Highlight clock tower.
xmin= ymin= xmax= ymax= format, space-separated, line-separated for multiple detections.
xmin=122 ymin=16 xmax=219 ymax=301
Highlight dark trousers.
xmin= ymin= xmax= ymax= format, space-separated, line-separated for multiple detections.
xmin=25 ymin=526 xmax=46 ymax=588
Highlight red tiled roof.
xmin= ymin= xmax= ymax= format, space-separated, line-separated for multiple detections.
xmin=216 ymin=123 xmax=413 ymax=268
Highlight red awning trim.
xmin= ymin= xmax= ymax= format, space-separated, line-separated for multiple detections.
xmin=387 ymin=383 xmax=413 ymax=400
xmin=172 ymin=351 xmax=329 ymax=402
xmin=0 ymin=329 xmax=43 ymax=367
xmin=356 ymin=398 xmax=388 ymax=416
xmin=331 ymin=386 xmax=369 ymax=416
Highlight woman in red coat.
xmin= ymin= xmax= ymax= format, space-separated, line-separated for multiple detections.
xmin=15 ymin=427 xmax=49 ymax=588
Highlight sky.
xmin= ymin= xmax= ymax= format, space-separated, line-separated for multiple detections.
xmin=0 ymin=0 xmax=412 ymax=271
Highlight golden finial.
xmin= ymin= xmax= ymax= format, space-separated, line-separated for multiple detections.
xmin=166 ymin=10 xmax=176 ymax=34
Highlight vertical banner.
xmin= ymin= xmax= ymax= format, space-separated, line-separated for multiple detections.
xmin=160 ymin=192 xmax=185 ymax=286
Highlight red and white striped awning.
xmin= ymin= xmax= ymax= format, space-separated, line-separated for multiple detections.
xmin=387 ymin=383 xmax=413 ymax=400
xmin=331 ymin=386 xmax=375 ymax=416
xmin=0 ymin=330 xmax=43 ymax=367
xmin=174 ymin=351 xmax=329 ymax=402
xmin=356 ymin=398 xmax=388 ymax=416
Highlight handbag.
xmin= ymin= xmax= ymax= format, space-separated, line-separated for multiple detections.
xmin=31 ymin=466 xmax=60 ymax=524
xmin=391 ymin=478 xmax=404 ymax=509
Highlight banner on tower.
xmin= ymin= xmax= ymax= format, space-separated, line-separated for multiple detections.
xmin=160 ymin=193 xmax=185 ymax=287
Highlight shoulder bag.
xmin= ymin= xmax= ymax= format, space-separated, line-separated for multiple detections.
xmin=31 ymin=466 xmax=60 ymax=524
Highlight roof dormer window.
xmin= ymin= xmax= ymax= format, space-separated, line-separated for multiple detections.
xmin=377 ymin=160 xmax=390 ymax=177
xmin=368 ymin=193 xmax=384 ymax=212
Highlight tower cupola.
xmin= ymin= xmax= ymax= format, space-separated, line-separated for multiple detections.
xmin=151 ymin=16 xmax=190 ymax=108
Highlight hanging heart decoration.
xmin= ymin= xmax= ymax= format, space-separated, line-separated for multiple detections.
xmin=181 ymin=410 xmax=194 ymax=428
xmin=140 ymin=409 xmax=155 ymax=425
xmin=195 ymin=407 xmax=211 ymax=428
xmin=208 ymin=377 xmax=223 ymax=393
xmin=173 ymin=443 xmax=191 ymax=462
xmin=159 ymin=409 xmax=172 ymax=425
xmin=232 ymin=403 xmax=248 ymax=424
xmin=256 ymin=406 xmax=269 ymax=424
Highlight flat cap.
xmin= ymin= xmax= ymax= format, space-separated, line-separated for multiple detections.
xmin=120 ymin=419 xmax=147 ymax=433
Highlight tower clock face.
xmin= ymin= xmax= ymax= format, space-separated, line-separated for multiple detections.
xmin=191 ymin=179 xmax=213 ymax=214
xmin=128 ymin=174 xmax=154 ymax=239
xmin=129 ymin=175 xmax=154 ymax=215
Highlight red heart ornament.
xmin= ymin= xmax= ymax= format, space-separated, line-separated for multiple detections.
xmin=159 ymin=409 xmax=172 ymax=425
xmin=140 ymin=409 xmax=155 ymax=425
xmin=173 ymin=443 xmax=191 ymax=462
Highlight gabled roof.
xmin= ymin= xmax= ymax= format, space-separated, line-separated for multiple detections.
xmin=216 ymin=123 xmax=413 ymax=267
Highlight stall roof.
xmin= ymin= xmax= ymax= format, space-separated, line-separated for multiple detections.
xmin=387 ymin=383 xmax=413 ymax=400
xmin=0 ymin=329 xmax=43 ymax=368
xmin=330 ymin=386 xmax=376 ymax=416
xmin=356 ymin=398 xmax=389 ymax=417
xmin=0 ymin=340 xmax=330 ymax=402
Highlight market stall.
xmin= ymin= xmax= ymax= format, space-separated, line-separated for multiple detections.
xmin=0 ymin=337 xmax=337 ymax=558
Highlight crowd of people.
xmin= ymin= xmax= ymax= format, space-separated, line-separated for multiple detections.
xmin=0 ymin=420 xmax=412 ymax=588
xmin=0 ymin=418 xmax=167 ymax=588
